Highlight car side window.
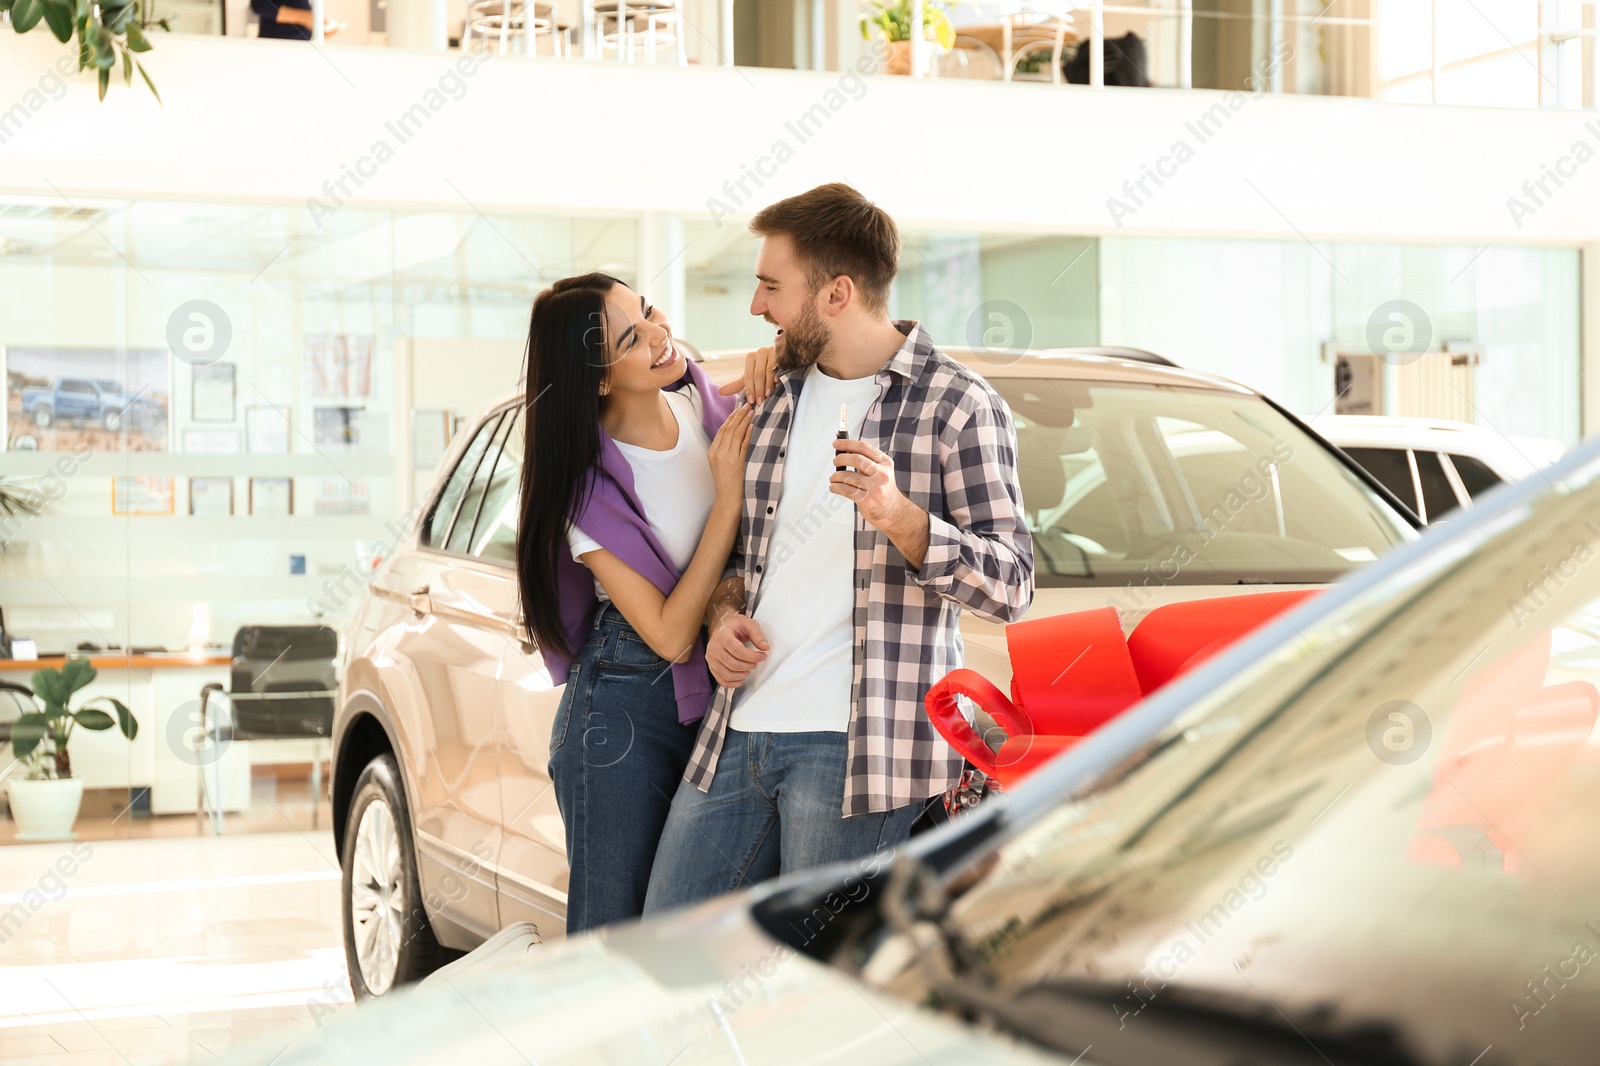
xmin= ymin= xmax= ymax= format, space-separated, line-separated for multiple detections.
xmin=1015 ymin=413 xmax=1131 ymax=575
xmin=1414 ymin=450 xmax=1462 ymax=521
xmin=422 ymin=412 xmax=504 ymax=549
xmin=445 ymin=411 xmax=518 ymax=555
xmin=465 ymin=410 xmax=525 ymax=565
xmin=1343 ymin=446 xmax=1418 ymax=513
xmin=1448 ymin=453 xmax=1503 ymax=499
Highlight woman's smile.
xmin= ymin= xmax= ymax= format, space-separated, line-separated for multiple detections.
xmin=649 ymin=339 xmax=680 ymax=370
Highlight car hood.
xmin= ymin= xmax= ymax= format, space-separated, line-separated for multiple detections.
xmin=221 ymin=894 xmax=1068 ymax=1066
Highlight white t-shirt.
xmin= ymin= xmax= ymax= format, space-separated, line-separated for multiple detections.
xmin=567 ymin=389 xmax=715 ymax=600
xmin=729 ymin=366 xmax=882 ymax=733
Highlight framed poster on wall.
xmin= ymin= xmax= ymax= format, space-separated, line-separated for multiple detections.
xmin=191 ymin=363 xmax=237 ymax=422
xmin=304 ymin=334 xmax=374 ymax=398
xmin=249 ymin=477 xmax=294 ymax=516
xmin=112 ymin=476 xmax=175 ymax=515
xmin=182 ymin=427 xmax=242 ymax=454
xmin=246 ymin=404 xmax=291 ymax=453
xmin=189 ymin=477 xmax=235 ymax=516
xmin=4 ymin=345 xmax=171 ymax=453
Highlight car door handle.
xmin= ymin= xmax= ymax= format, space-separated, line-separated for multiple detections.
xmin=407 ymin=583 xmax=433 ymax=615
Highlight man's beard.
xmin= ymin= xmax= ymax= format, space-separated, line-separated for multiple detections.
xmin=774 ymin=300 xmax=830 ymax=372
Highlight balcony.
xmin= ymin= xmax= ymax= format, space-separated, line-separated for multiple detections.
xmin=23 ymin=0 xmax=1587 ymax=110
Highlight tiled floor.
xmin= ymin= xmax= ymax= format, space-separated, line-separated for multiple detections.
xmin=0 ymin=770 xmax=332 ymax=847
xmin=0 ymin=831 xmax=354 ymax=1064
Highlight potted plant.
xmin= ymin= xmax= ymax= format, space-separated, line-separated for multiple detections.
xmin=859 ymin=1 xmax=958 ymax=76
xmin=0 ymin=0 xmax=168 ymax=100
xmin=7 ymin=658 xmax=137 ymax=840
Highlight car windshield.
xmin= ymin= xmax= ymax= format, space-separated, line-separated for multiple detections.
xmin=993 ymin=379 xmax=1412 ymax=586
xmin=906 ymin=449 xmax=1600 ymax=1066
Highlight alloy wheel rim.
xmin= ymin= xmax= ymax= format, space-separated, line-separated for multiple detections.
xmin=350 ymin=797 xmax=405 ymax=995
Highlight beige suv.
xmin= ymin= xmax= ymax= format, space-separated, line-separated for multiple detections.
xmin=331 ymin=346 xmax=1417 ymax=998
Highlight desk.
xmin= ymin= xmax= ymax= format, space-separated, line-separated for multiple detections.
xmin=0 ymin=653 xmax=231 ymax=672
xmin=0 ymin=653 xmax=273 ymax=816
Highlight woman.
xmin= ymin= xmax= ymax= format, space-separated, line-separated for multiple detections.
xmin=514 ymin=273 xmax=763 ymax=934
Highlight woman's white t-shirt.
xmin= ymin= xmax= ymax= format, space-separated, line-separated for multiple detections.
xmin=566 ymin=389 xmax=715 ymax=600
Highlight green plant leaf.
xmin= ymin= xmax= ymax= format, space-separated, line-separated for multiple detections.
xmin=135 ymin=58 xmax=160 ymax=103
xmin=11 ymin=0 xmax=44 ymax=32
xmin=98 ymin=65 xmax=109 ymax=99
xmin=126 ymin=20 xmax=151 ymax=51
xmin=41 ymin=0 xmax=73 ymax=41
xmin=90 ymin=22 xmax=116 ymax=69
xmin=87 ymin=697 xmax=138 ymax=739
xmin=60 ymin=656 xmax=96 ymax=697
xmin=30 ymin=667 xmax=65 ymax=707
xmin=123 ymin=45 xmax=132 ymax=84
xmin=72 ymin=707 xmax=115 ymax=730
xmin=10 ymin=713 xmax=48 ymax=757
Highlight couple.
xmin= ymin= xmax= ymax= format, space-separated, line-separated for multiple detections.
xmin=513 ymin=183 xmax=1035 ymax=935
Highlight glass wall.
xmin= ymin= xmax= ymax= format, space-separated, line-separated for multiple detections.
xmin=1100 ymin=236 xmax=1582 ymax=442
xmin=685 ymin=222 xmax=1581 ymax=445
xmin=0 ymin=196 xmax=633 ymax=841
xmin=0 ymin=198 xmax=1581 ymax=847
xmin=680 ymin=222 xmax=1099 ymax=353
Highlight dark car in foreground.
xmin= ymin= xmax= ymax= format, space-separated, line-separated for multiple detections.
xmin=230 ymin=432 xmax=1600 ymax=1062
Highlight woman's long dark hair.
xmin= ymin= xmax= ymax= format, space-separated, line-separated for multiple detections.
xmin=515 ymin=273 xmax=621 ymax=659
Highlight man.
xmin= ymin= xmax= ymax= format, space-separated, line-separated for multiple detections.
xmin=643 ymin=183 xmax=1032 ymax=911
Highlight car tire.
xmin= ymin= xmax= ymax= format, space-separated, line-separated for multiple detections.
xmin=102 ymin=408 xmax=122 ymax=432
xmin=32 ymin=406 xmax=52 ymax=429
xmin=340 ymin=753 xmax=450 ymax=998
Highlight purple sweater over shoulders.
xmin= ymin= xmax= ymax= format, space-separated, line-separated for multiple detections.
xmin=540 ymin=358 xmax=737 ymax=724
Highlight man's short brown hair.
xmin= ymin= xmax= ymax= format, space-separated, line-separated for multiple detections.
xmin=749 ymin=183 xmax=900 ymax=312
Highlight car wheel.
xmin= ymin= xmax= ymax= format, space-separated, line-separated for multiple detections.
xmin=102 ymin=408 xmax=122 ymax=432
xmin=32 ymin=406 xmax=52 ymax=428
xmin=340 ymin=753 xmax=448 ymax=998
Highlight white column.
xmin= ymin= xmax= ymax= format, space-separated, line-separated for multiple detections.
xmin=311 ymin=0 xmax=323 ymax=40
xmin=1177 ymin=0 xmax=1193 ymax=88
xmin=1591 ymin=0 xmax=1600 ymax=107
xmin=1089 ymin=0 xmax=1104 ymax=87
xmin=1268 ymin=0 xmax=1284 ymax=93
xmin=638 ymin=213 xmax=688 ymax=338
xmin=386 ymin=0 xmax=448 ymax=50
xmin=811 ymin=0 xmax=826 ymax=71
xmin=910 ymin=0 xmax=927 ymax=78
xmin=1583 ymin=243 xmax=1600 ymax=439
xmin=1431 ymin=0 xmax=1442 ymax=104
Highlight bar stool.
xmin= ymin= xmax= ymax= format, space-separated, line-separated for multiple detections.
xmin=463 ymin=0 xmax=571 ymax=57
xmin=594 ymin=0 xmax=685 ymax=66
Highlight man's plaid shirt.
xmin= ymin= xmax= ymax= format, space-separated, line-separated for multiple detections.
xmin=683 ymin=321 xmax=1034 ymax=815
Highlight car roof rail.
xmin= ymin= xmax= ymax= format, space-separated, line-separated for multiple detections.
xmin=1041 ymin=345 xmax=1179 ymax=368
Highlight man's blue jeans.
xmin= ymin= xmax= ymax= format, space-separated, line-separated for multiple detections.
xmin=549 ymin=604 xmax=697 ymax=935
xmin=642 ymin=729 xmax=920 ymax=915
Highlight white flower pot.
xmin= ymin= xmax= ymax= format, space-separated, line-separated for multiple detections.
xmin=6 ymin=776 xmax=84 ymax=841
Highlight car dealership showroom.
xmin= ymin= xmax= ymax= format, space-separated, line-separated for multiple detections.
xmin=2 ymin=0 xmax=1600 ymax=1063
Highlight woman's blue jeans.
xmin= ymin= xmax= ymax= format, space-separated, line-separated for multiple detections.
xmin=549 ymin=603 xmax=698 ymax=935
